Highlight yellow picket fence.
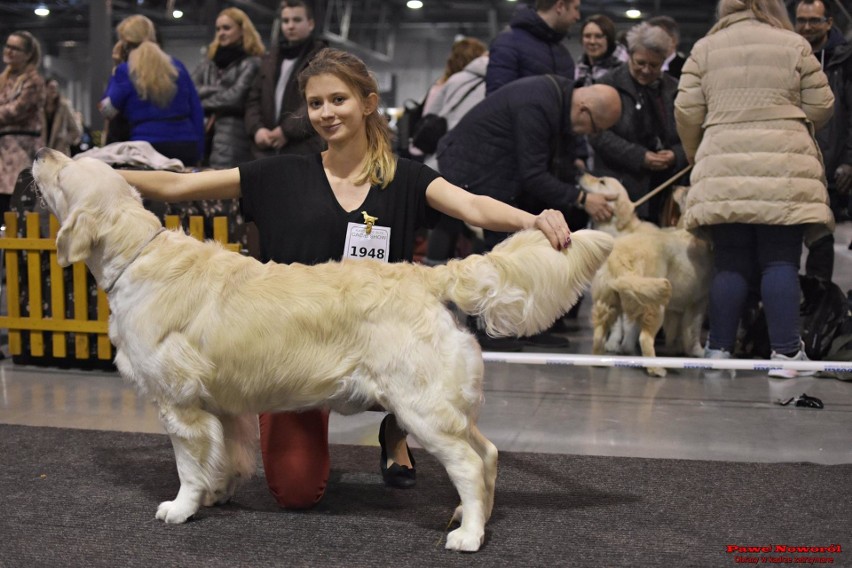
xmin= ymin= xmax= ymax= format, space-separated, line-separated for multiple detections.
xmin=0 ymin=211 xmax=238 ymax=365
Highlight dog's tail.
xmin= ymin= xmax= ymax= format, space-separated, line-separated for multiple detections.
xmin=427 ymin=229 xmax=614 ymax=337
xmin=610 ymin=275 xmax=672 ymax=314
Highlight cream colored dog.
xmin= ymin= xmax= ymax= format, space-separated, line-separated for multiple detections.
xmin=32 ymin=149 xmax=613 ymax=552
xmin=580 ymin=173 xmax=660 ymax=354
xmin=590 ymin=229 xmax=712 ymax=376
xmin=580 ymin=174 xmax=712 ymax=376
xmin=578 ymin=172 xmax=659 ymax=237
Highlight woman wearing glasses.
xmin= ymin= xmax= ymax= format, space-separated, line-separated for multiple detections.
xmin=0 ymin=31 xmax=45 ymax=212
xmin=588 ymin=22 xmax=688 ymax=225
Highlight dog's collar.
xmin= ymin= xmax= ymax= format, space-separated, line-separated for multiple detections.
xmin=103 ymin=228 xmax=166 ymax=294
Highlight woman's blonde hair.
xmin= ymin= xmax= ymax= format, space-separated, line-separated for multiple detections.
xmin=716 ymin=0 xmax=793 ymax=30
xmin=0 ymin=31 xmax=42 ymax=90
xmin=206 ymin=8 xmax=266 ymax=60
xmin=117 ymin=15 xmax=178 ymax=108
xmin=441 ymin=37 xmax=487 ymax=82
xmin=298 ymin=48 xmax=396 ymax=189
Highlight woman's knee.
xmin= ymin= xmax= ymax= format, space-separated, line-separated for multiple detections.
xmin=259 ymin=410 xmax=330 ymax=510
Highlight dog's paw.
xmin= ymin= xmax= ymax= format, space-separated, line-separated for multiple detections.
xmin=156 ymin=500 xmax=196 ymax=524
xmin=604 ymin=337 xmax=621 ymax=353
xmin=445 ymin=527 xmax=484 ymax=552
xmin=647 ymin=366 xmax=667 ymax=377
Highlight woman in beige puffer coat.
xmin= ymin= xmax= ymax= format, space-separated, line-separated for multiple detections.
xmin=674 ymin=0 xmax=835 ymax=373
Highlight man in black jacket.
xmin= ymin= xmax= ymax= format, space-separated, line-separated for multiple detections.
xmin=486 ymin=0 xmax=580 ymax=96
xmin=244 ymin=0 xmax=327 ymax=159
xmin=795 ymin=0 xmax=852 ymax=280
xmin=437 ymin=77 xmax=621 ymax=250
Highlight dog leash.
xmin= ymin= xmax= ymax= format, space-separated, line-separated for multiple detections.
xmin=103 ymin=228 xmax=166 ymax=294
xmin=631 ymin=164 xmax=693 ymax=208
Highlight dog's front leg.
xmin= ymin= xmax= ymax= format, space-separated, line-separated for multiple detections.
xmin=157 ymin=406 xmax=228 ymax=523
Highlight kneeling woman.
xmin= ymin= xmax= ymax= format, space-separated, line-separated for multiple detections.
xmin=119 ymin=48 xmax=573 ymax=508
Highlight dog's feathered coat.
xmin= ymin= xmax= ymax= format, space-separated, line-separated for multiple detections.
xmin=32 ymin=149 xmax=613 ymax=552
xmin=580 ymin=174 xmax=712 ymax=376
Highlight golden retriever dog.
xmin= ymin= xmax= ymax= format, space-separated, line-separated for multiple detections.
xmin=581 ymin=174 xmax=712 ymax=376
xmin=590 ymin=228 xmax=713 ymax=376
xmin=580 ymin=173 xmax=660 ymax=354
xmin=31 ymin=148 xmax=613 ymax=552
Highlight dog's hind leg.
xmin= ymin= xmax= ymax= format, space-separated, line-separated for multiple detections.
xmin=459 ymin=425 xmax=498 ymax=524
xmin=157 ymin=405 xmax=228 ymax=523
xmin=591 ymin=300 xmax=619 ymax=355
xmin=203 ymin=413 xmax=258 ymax=506
xmin=421 ymin=431 xmax=488 ymax=552
xmin=638 ymin=305 xmax=666 ymax=377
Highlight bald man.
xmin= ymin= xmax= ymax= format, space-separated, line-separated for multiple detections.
xmin=437 ymin=76 xmax=621 ymax=249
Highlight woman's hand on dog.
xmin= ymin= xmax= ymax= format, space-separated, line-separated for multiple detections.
xmin=532 ymin=209 xmax=573 ymax=250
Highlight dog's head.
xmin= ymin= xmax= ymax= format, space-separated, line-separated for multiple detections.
xmin=578 ymin=173 xmax=635 ymax=233
xmin=32 ymin=148 xmax=144 ymax=266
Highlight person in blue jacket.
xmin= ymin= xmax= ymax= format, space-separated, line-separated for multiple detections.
xmin=485 ymin=0 xmax=581 ymax=96
xmin=99 ymin=15 xmax=204 ymax=167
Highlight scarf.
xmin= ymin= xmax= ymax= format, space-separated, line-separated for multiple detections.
xmin=213 ymin=44 xmax=246 ymax=69
xmin=278 ymin=37 xmax=311 ymax=61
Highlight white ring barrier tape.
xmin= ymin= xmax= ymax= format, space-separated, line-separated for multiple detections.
xmin=481 ymin=352 xmax=852 ymax=373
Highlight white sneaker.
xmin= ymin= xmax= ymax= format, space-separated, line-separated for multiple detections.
xmin=768 ymin=341 xmax=815 ymax=379
xmin=704 ymin=345 xmax=735 ymax=378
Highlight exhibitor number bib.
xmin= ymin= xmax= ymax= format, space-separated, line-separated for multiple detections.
xmin=343 ymin=222 xmax=390 ymax=262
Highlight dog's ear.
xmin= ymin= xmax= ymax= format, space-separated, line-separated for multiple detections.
xmin=56 ymin=208 xmax=98 ymax=267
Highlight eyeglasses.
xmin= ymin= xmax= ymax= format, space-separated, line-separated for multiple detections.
xmin=3 ymin=43 xmax=26 ymax=53
xmin=629 ymin=55 xmax=663 ymax=72
xmin=795 ymin=17 xmax=829 ymax=26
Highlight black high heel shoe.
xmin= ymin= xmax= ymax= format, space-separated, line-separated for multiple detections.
xmin=378 ymin=414 xmax=416 ymax=488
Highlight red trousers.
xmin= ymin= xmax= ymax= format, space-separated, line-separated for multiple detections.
xmin=259 ymin=408 xmax=330 ymax=509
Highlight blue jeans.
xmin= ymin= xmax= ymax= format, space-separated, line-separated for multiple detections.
xmin=708 ymin=223 xmax=804 ymax=354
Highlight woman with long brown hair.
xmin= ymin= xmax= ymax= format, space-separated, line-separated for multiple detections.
xmin=117 ymin=47 xmax=572 ymax=509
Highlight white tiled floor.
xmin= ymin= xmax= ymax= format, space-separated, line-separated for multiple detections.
xmin=2 ymin=225 xmax=852 ymax=466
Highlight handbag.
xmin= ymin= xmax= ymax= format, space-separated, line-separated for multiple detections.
xmin=411 ymin=77 xmax=484 ymax=155
xmin=411 ymin=114 xmax=447 ymax=154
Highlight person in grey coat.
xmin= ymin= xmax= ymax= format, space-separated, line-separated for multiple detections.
xmin=192 ymin=8 xmax=264 ymax=169
xmin=589 ymin=22 xmax=688 ymax=224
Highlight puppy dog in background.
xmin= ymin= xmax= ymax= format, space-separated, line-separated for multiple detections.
xmin=588 ymin=182 xmax=713 ymax=377
xmin=580 ymin=173 xmax=660 ymax=354
xmin=32 ymin=149 xmax=614 ymax=552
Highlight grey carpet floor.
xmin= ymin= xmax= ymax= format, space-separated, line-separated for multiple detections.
xmin=0 ymin=424 xmax=849 ymax=568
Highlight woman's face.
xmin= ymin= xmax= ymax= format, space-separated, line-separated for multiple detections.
xmin=628 ymin=47 xmax=665 ymax=86
xmin=215 ymin=15 xmax=243 ymax=48
xmin=46 ymin=80 xmax=60 ymax=102
xmin=581 ymin=23 xmax=608 ymax=62
xmin=305 ymin=73 xmax=373 ymax=145
xmin=3 ymin=34 xmax=30 ymax=71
